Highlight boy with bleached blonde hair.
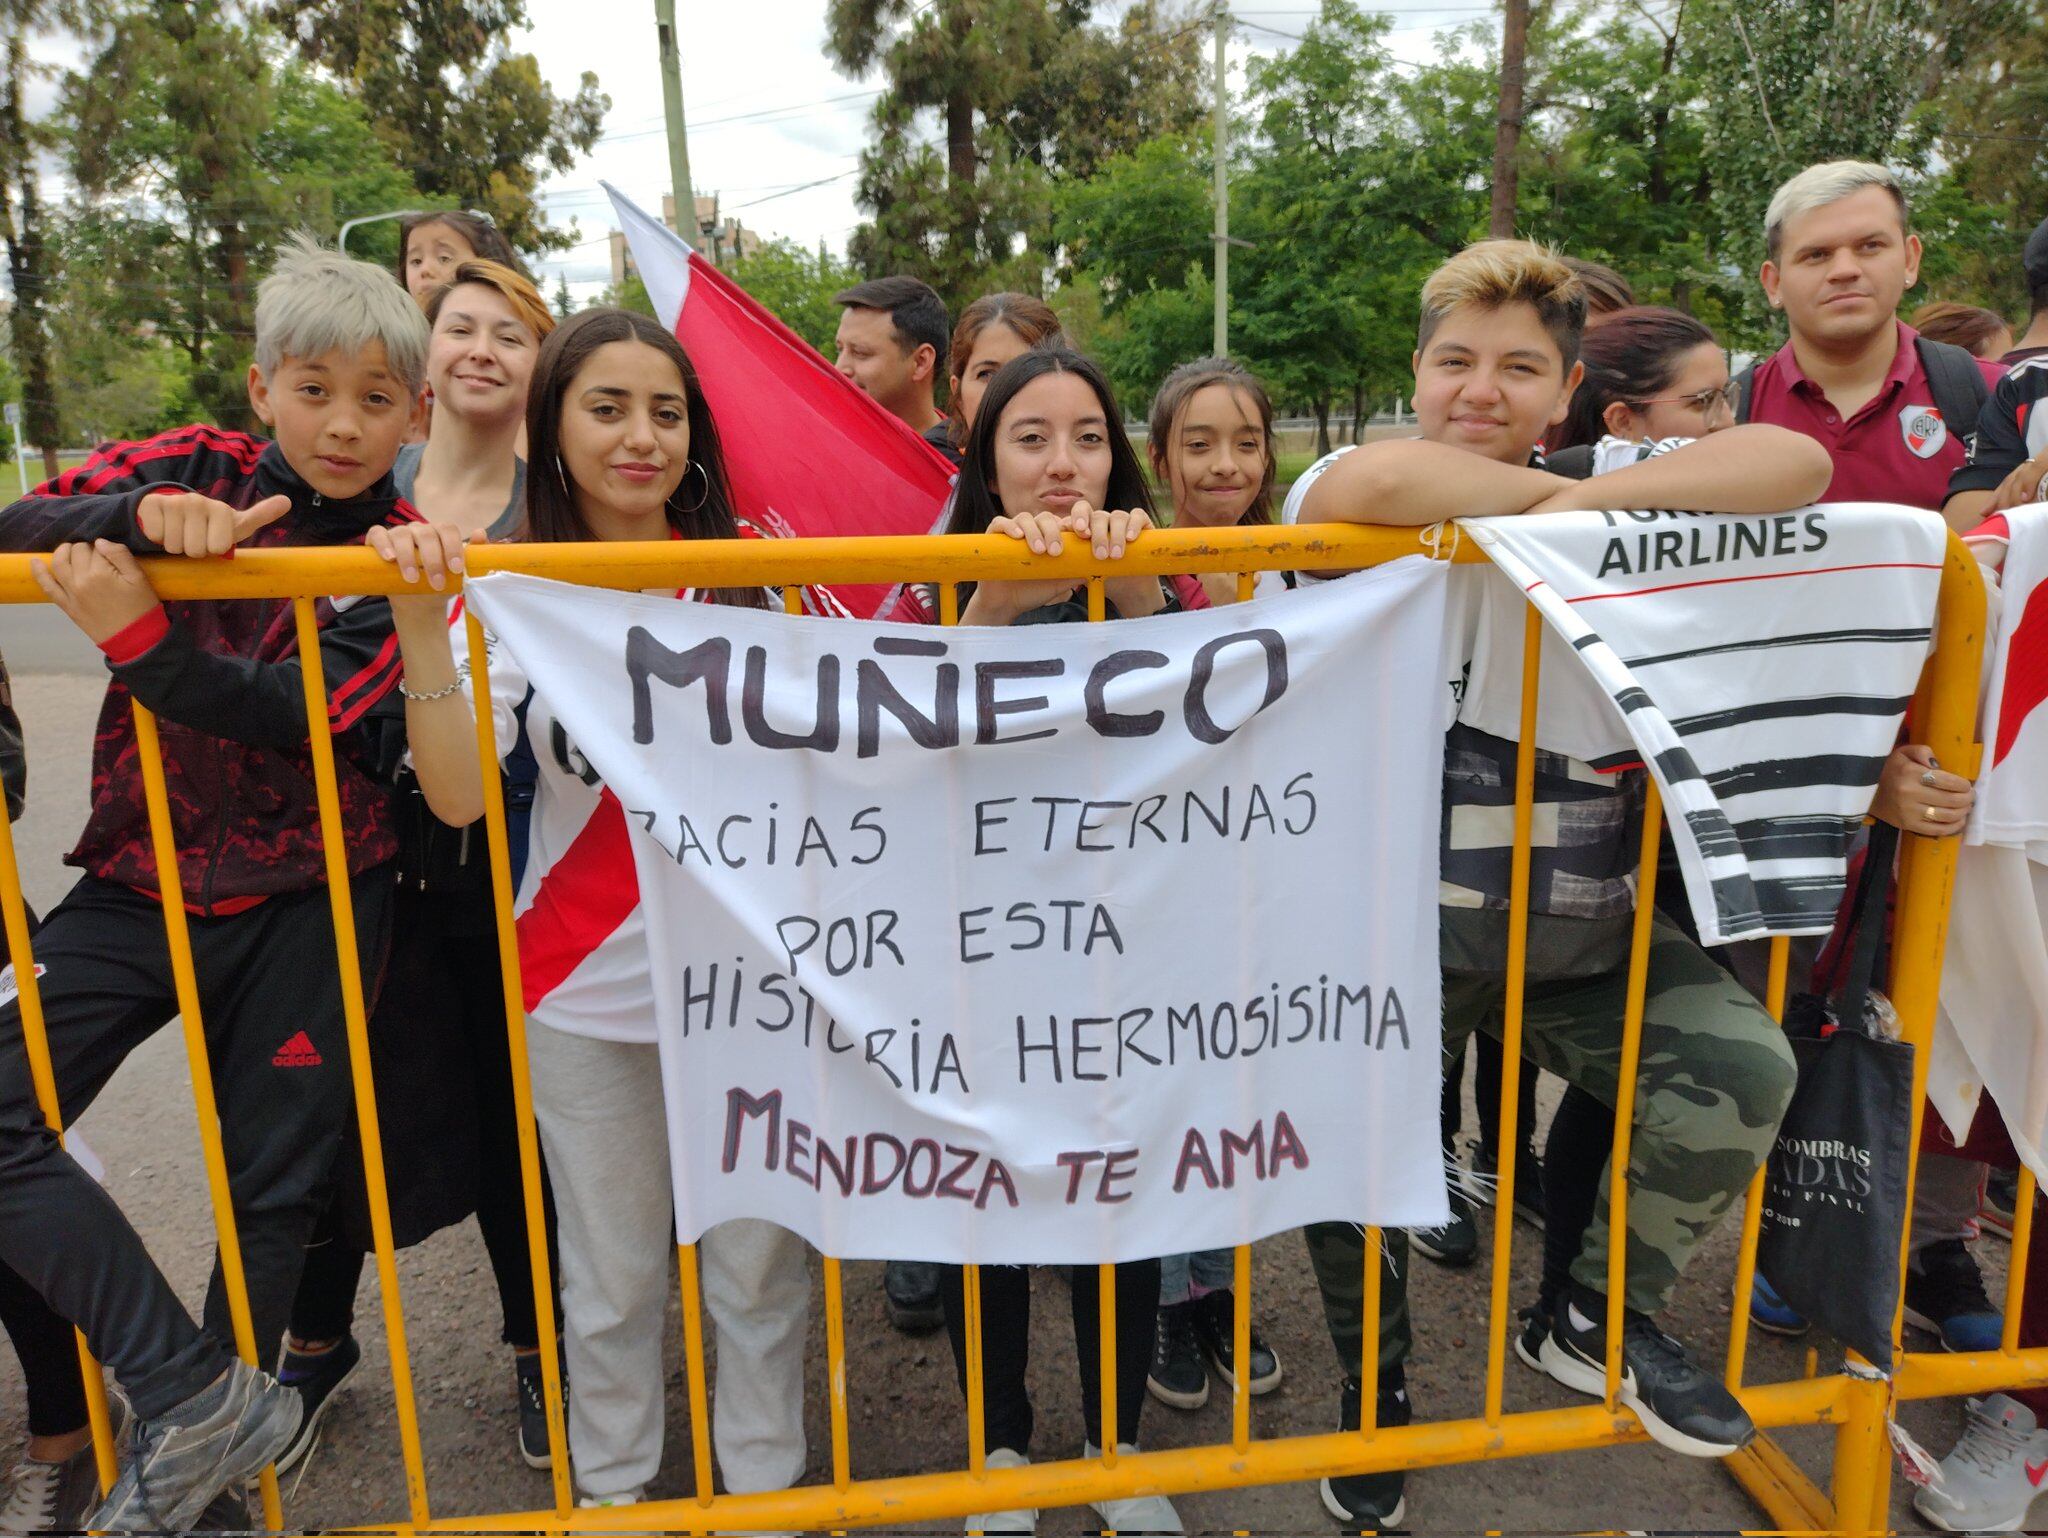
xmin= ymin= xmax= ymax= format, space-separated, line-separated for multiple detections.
xmin=1290 ymin=239 xmax=1833 ymax=1529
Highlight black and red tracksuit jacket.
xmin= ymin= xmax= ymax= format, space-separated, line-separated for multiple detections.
xmin=0 ymin=425 xmax=422 ymax=914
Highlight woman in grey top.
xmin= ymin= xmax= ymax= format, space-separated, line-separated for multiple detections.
xmin=393 ymin=258 xmax=545 ymax=536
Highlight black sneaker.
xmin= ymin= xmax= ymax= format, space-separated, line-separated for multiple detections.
xmin=273 ymin=1334 xmax=362 ymax=1473
xmin=883 ymin=1260 xmax=945 ymax=1333
xmin=1147 ymin=1300 xmax=1209 ymax=1409
xmin=1189 ymin=1288 xmax=1282 ymax=1396
xmin=1536 ymin=1284 xmax=1754 ymax=1457
xmin=0 ymin=1443 xmax=102 ymax=1533
xmin=1409 ymin=1185 xmax=1478 ymax=1267
xmin=1905 ymin=1237 xmax=2003 ymax=1352
xmin=194 ymin=1480 xmax=250 ymax=1532
xmin=1320 ymin=1374 xmax=1408 ymax=1531
xmin=1511 ymin=1303 xmax=1551 ymax=1373
xmin=516 ymin=1351 xmax=554 ymax=1469
xmin=1466 ymin=1138 xmax=1545 ymax=1229
xmin=89 ymin=1360 xmax=301 ymax=1533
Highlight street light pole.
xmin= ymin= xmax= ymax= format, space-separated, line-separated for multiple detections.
xmin=1211 ymin=4 xmax=1229 ymax=357
xmin=655 ymin=0 xmax=701 ymax=252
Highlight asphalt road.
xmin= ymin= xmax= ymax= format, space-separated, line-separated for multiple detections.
xmin=0 ymin=628 xmax=1973 ymax=1532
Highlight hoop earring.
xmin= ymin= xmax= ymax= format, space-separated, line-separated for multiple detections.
xmin=553 ymin=454 xmax=571 ymax=495
xmin=669 ymin=458 xmax=710 ymax=516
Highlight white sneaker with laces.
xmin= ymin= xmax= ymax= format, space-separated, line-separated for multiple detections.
xmin=1082 ymin=1442 xmax=1183 ymax=1534
xmin=1914 ymin=1393 xmax=2048 ymax=1532
xmin=964 ymin=1446 xmax=1035 ymax=1535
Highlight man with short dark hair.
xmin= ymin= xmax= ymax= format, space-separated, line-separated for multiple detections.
xmin=833 ymin=274 xmax=955 ymax=1333
xmin=2002 ymin=215 xmax=2048 ymax=367
xmin=833 ymin=276 xmax=952 ymax=456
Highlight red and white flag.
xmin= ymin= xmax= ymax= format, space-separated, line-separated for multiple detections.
xmin=1933 ymin=505 xmax=2048 ymax=1175
xmin=606 ymin=184 xmax=954 ymax=622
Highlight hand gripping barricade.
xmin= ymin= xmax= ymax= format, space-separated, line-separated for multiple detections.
xmin=0 ymin=518 xmax=2026 ymax=1536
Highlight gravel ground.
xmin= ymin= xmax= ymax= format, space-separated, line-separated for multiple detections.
xmin=0 ymin=609 xmax=1985 ymax=1532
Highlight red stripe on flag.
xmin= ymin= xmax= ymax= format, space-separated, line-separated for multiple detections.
xmin=515 ymin=788 xmax=642 ymax=1013
xmin=1566 ymin=561 xmax=1942 ymax=603
xmin=1994 ymin=575 xmax=2048 ymax=768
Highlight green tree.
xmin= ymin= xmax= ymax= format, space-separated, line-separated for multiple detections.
xmin=829 ymin=0 xmax=1203 ymax=301
xmin=1685 ymin=0 xmax=1926 ymax=342
xmin=727 ymin=239 xmax=860 ymax=355
xmin=265 ymin=0 xmax=607 ymax=253
xmin=2 ymin=0 xmax=97 ymax=475
xmin=64 ymin=8 xmax=423 ymax=425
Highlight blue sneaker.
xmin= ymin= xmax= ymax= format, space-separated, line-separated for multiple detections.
xmin=1906 ymin=1238 xmax=2003 ymax=1352
xmin=1748 ymin=1273 xmax=1810 ymax=1337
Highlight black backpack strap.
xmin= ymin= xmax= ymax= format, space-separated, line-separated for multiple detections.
xmin=1735 ymin=361 xmax=1757 ymax=425
xmin=1914 ymin=336 xmax=1991 ymax=442
xmin=1837 ymin=821 xmax=1902 ymax=1034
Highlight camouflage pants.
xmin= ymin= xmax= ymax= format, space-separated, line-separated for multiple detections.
xmin=1305 ymin=912 xmax=1796 ymax=1380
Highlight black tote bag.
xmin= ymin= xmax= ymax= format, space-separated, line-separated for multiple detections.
xmin=1756 ymin=822 xmax=1916 ymax=1371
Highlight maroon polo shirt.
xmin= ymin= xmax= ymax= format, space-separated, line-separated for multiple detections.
xmin=1746 ymin=321 xmax=2005 ymax=510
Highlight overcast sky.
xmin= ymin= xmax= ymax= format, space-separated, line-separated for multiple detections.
xmin=19 ymin=2 xmax=1489 ymax=306
xmin=518 ymin=0 xmax=1488 ymax=301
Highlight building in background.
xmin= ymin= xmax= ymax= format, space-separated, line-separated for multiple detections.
xmin=609 ymin=193 xmax=762 ymax=286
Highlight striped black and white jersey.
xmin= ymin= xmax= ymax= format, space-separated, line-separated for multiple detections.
xmin=1466 ymin=500 xmax=1946 ymax=944
xmin=1951 ymin=354 xmax=2048 ymax=501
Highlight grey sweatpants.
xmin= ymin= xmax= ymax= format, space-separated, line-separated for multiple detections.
xmin=529 ymin=1021 xmax=811 ymax=1500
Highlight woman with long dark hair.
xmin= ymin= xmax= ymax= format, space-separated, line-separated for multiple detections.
xmin=369 ymin=308 xmax=803 ymax=1512
xmin=937 ymin=345 xmax=1182 ymax=1536
xmin=945 ymin=293 xmax=1065 ymax=453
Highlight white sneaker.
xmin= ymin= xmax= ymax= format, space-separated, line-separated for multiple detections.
xmin=1914 ymin=1393 xmax=2048 ymax=1532
xmin=578 ymin=1487 xmax=647 ymax=1507
xmin=1082 ymin=1442 xmax=1183 ymax=1533
xmin=964 ymin=1446 xmax=1035 ymax=1535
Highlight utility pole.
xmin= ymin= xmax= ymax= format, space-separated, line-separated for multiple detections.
xmin=654 ymin=0 xmax=701 ymax=252
xmin=1211 ymin=3 xmax=1229 ymax=356
xmin=1488 ymin=0 xmax=1529 ymax=238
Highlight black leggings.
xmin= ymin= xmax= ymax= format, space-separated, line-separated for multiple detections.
xmin=1441 ymin=1034 xmax=1539 ymax=1160
xmin=0 ymin=903 xmax=84 ymax=1439
xmin=938 ymin=1260 xmax=1159 ymax=1456
xmin=288 ymin=919 xmax=558 ymax=1351
xmin=1540 ymin=1084 xmax=1614 ymax=1313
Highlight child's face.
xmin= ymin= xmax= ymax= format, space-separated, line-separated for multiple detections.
xmin=1412 ymin=301 xmax=1581 ymax=465
xmin=248 ymin=342 xmax=420 ymax=500
xmin=1165 ymin=383 xmax=1265 ymax=528
xmin=429 ymin=281 xmax=539 ymax=429
xmin=558 ymin=339 xmax=693 ymax=537
xmin=989 ymin=371 xmax=1113 ymax=518
xmin=405 ymin=220 xmax=479 ymax=308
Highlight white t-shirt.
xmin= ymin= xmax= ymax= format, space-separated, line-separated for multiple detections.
xmin=447 ymin=587 xmax=762 ymax=1043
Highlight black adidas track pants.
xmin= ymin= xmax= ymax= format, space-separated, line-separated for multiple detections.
xmin=0 ymin=874 xmax=390 ymax=1418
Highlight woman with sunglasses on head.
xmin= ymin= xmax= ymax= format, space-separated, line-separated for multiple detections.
xmin=1547 ymin=306 xmax=1737 ymax=461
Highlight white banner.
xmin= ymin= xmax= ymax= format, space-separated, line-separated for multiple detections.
xmin=467 ymin=563 xmax=1453 ymax=1264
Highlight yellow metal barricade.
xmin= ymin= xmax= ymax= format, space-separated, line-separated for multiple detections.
xmin=0 ymin=520 xmax=2024 ymax=1536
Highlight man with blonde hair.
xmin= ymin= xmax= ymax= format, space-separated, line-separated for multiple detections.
xmin=1739 ymin=160 xmax=2008 ymax=1360
xmin=1289 ymin=239 xmax=1830 ymax=1528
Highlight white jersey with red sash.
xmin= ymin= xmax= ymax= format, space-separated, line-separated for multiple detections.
xmin=1931 ymin=505 xmax=2048 ymax=1174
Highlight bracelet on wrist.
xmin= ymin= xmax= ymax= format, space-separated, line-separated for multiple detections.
xmin=397 ymin=677 xmax=465 ymax=702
